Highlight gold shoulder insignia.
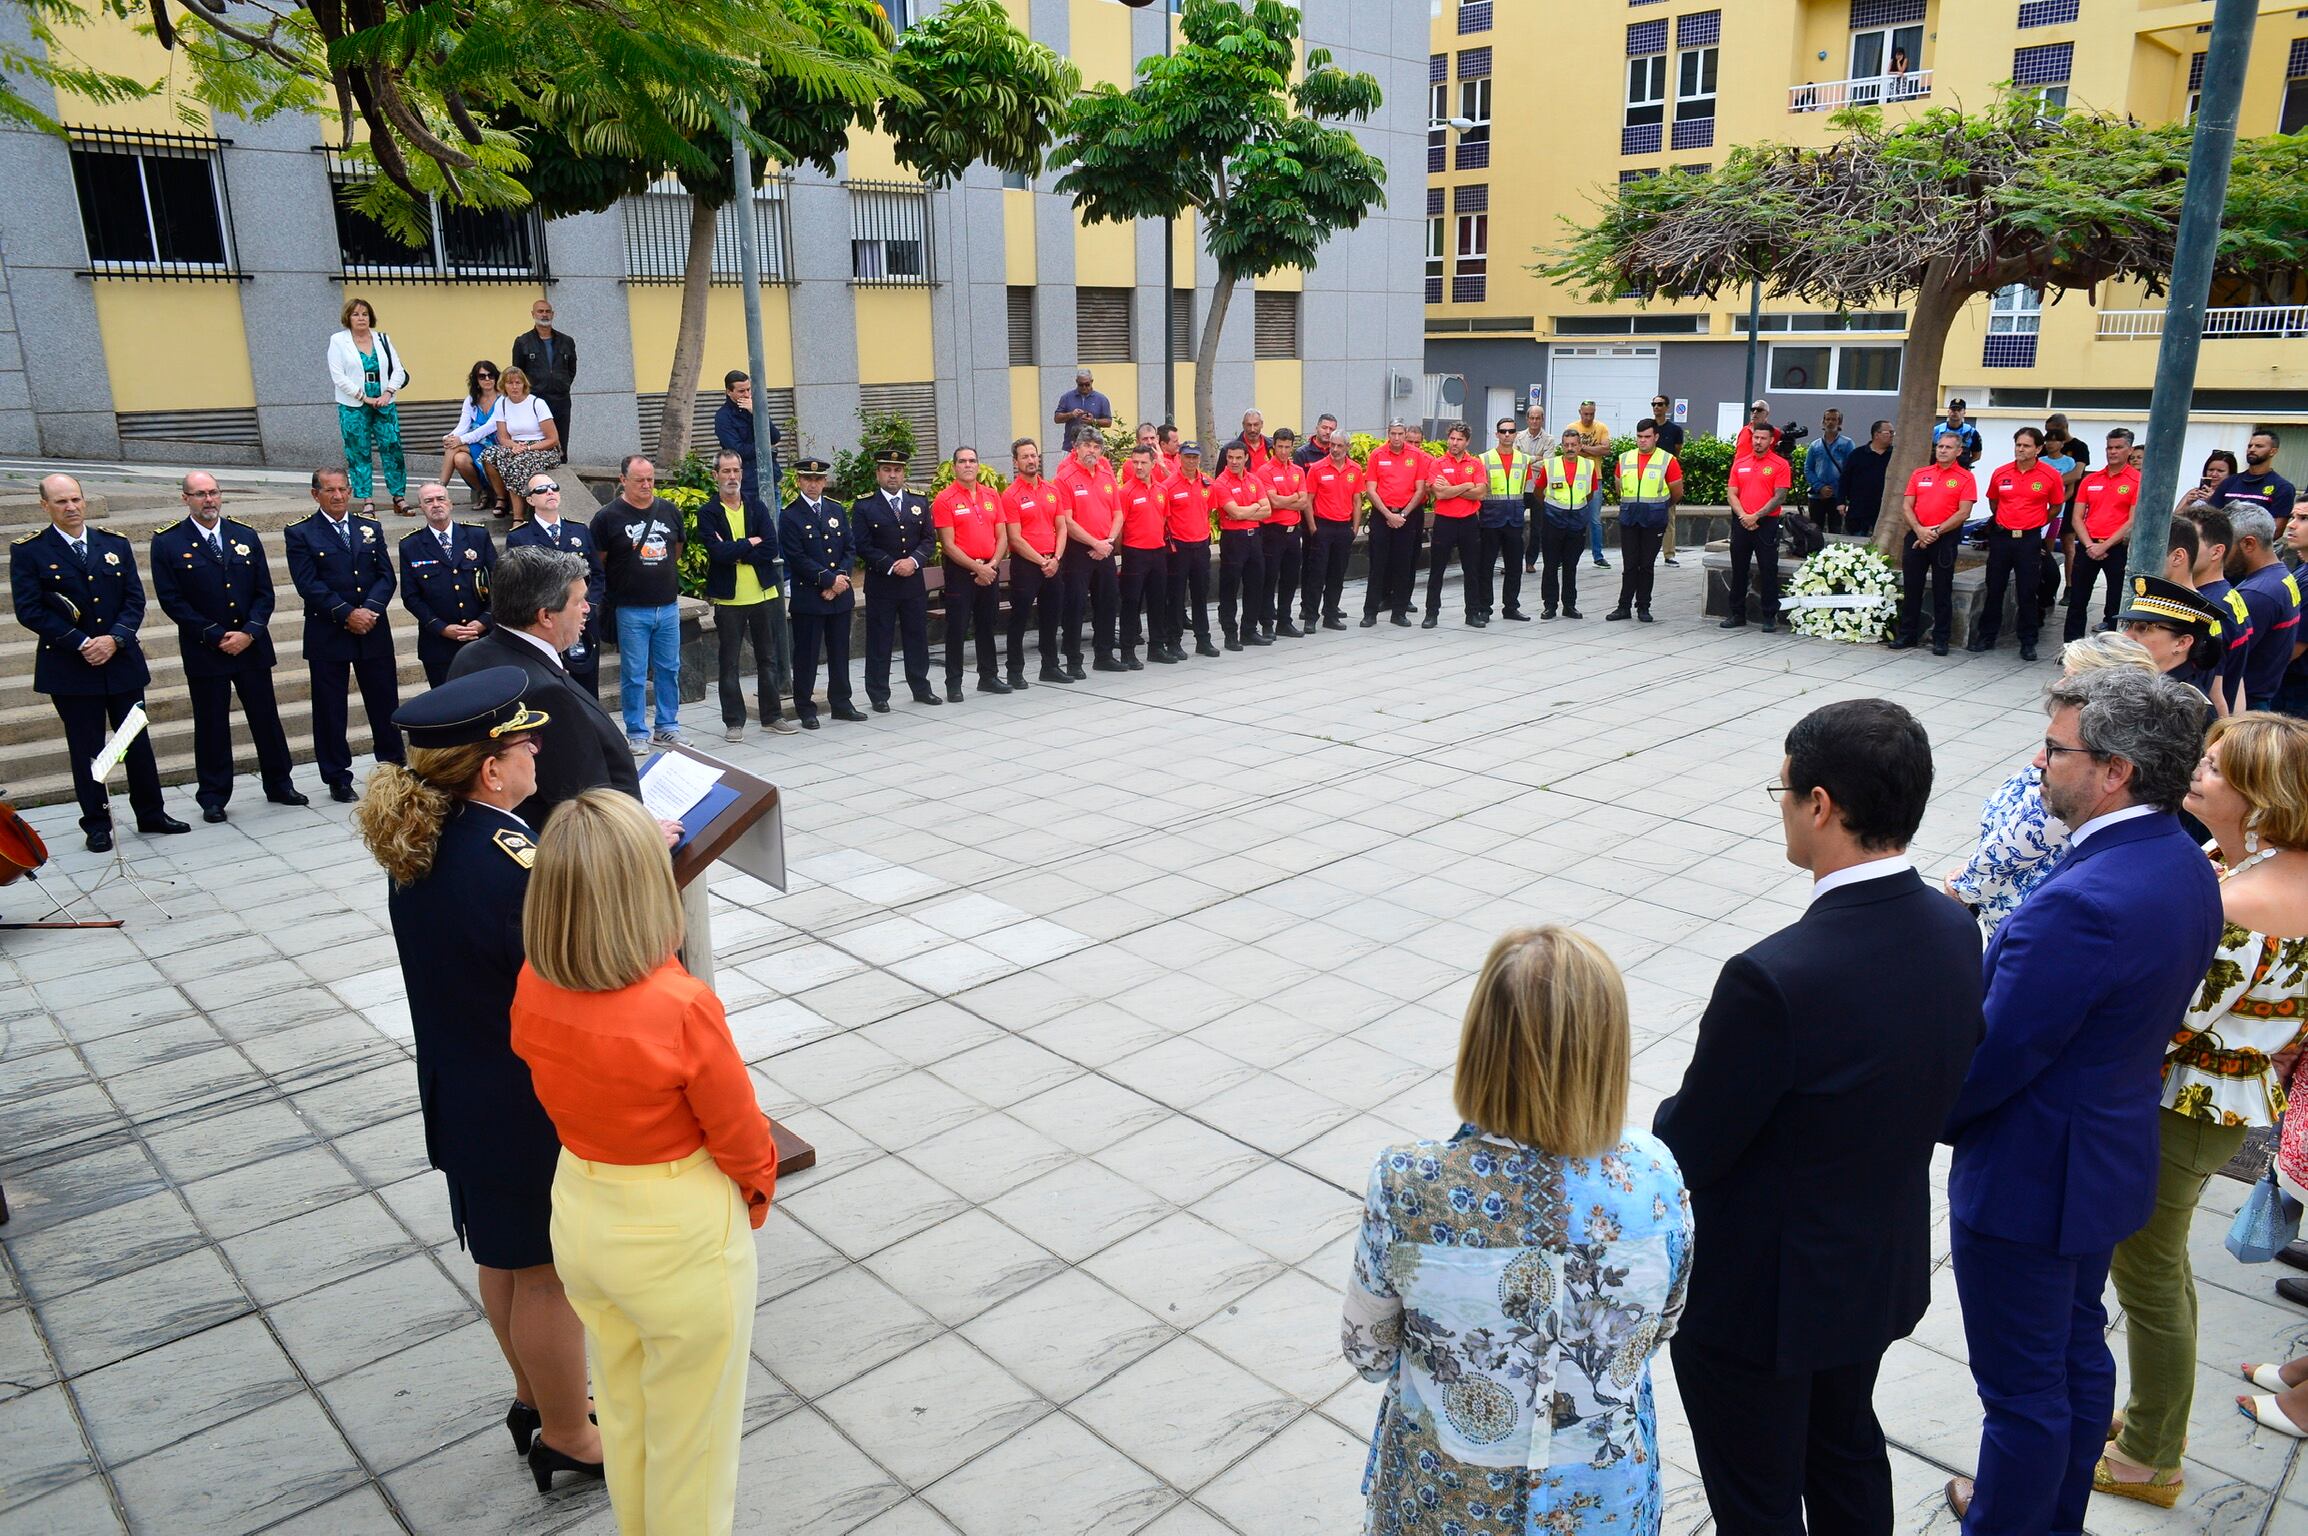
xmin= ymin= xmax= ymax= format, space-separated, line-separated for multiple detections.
xmin=155 ymin=521 xmax=177 ymax=536
xmin=11 ymin=530 xmax=41 ymax=544
xmin=493 ymin=828 xmax=536 ymax=869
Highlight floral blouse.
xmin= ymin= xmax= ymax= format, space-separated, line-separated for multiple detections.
xmin=1949 ymin=762 xmax=2068 ymax=938
xmin=1342 ymin=1125 xmax=1692 ymax=1536
xmin=2162 ymin=858 xmax=2308 ymax=1129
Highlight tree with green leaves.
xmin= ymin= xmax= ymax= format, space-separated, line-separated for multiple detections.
xmin=1549 ymin=96 xmax=2308 ymax=551
xmin=1052 ymin=0 xmax=1384 ymax=453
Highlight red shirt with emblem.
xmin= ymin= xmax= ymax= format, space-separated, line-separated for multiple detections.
xmin=1366 ymin=444 xmax=1430 ymax=510
xmin=1211 ymin=468 xmax=1267 ymax=533
xmin=1986 ymin=460 xmax=2062 ymax=532
xmin=1257 ymin=458 xmax=1307 ymax=527
xmin=1239 ymin=435 xmax=1272 ymax=473
xmin=1117 ymin=473 xmax=1169 ymax=549
xmin=1165 ymin=472 xmax=1215 ymax=543
xmin=1000 ymin=476 xmax=1066 ymax=556
xmin=1729 ymin=451 xmax=1795 ymax=516
xmin=2077 ymin=464 xmax=2141 ymax=541
xmin=1055 ymin=455 xmax=1122 ymax=544
xmin=932 ymin=480 xmax=1004 ymax=561
xmin=1904 ymin=464 xmax=1978 ymax=528
xmin=1307 ymin=457 xmax=1365 ymax=522
xmin=1428 ymin=452 xmax=1485 ymax=518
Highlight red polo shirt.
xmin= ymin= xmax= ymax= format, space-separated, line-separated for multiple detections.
xmin=1210 ymin=468 xmax=1267 ymax=533
xmin=1986 ymin=460 xmax=2062 ymax=532
xmin=1904 ymin=465 xmax=1977 ymax=528
xmin=2076 ymin=464 xmax=2141 ymax=541
xmin=932 ymin=480 xmax=1004 ymax=561
xmin=1117 ymin=473 xmax=1168 ymax=549
xmin=1164 ymin=472 xmax=1214 ymax=543
xmin=1239 ymin=434 xmax=1272 ymax=473
xmin=1366 ymin=444 xmax=1429 ymax=510
xmin=1001 ymin=476 xmax=1065 ymax=557
xmin=1155 ymin=452 xmax=1183 ymax=486
xmin=1428 ymin=451 xmax=1485 ymax=518
xmin=1307 ymin=458 xmax=1365 ymax=522
xmin=1729 ymin=451 xmax=1794 ymax=516
xmin=1257 ymin=458 xmax=1306 ymax=527
xmin=1055 ymin=455 xmax=1121 ymax=544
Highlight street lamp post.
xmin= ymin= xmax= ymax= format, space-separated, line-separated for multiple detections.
xmin=728 ymin=101 xmax=792 ymax=690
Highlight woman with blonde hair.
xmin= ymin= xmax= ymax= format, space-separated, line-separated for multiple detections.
xmin=486 ymin=365 xmax=562 ymax=526
xmin=352 ymin=668 xmax=602 ymax=1487
xmin=1343 ymin=926 xmax=1691 ymax=1535
xmin=511 ymin=789 xmax=776 ymax=1532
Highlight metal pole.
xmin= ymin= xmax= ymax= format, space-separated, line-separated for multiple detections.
xmin=1162 ymin=4 xmax=1177 ymax=429
xmin=729 ymin=101 xmax=792 ymax=691
xmin=1741 ymin=277 xmax=1762 ymax=412
xmin=2129 ymin=0 xmax=2257 ymax=587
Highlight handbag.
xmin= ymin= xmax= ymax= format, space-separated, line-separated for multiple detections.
xmin=1782 ymin=510 xmax=1826 ymax=557
xmin=2226 ymin=1161 xmax=2302 ymax=1263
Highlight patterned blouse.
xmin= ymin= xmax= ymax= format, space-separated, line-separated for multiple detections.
xmin=1342 ymin=1125 xmax=1692 ymax=1536
xmin=1949 ymin=762 xmax=2068 ymax=939
xmin=2162 ymin=857 xmax=2308 ymax=1129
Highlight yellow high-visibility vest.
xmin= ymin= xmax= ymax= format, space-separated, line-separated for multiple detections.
xmin=1479 ymin=447 xmax=1530 ymax=497
xmin=1542 ymin=454 xmax=1597 ymax=508
xmin=1617 ymin=448 xmax=1675 ymax=503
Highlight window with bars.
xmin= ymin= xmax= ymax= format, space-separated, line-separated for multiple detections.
xmin=1984 ymin=283 xmax=2041 ymax=367
xmin=1007 ymin=287 xmax=1035 ymax=367
xmin=1430 ymin=53 xmax=1448 ymax=85
xmin=1458 ymin=77 xmax=1492 ymax=169
xmin=2284 ymin=38 xmax=2308 ymax=134
xmin=2013 ymin=42 xmax=2073 ymax=86
xmin=1426 ymin=217 xmax=1445 ymax=305
xmin=1427 ymin=186 xmax=1445 ymax=217
xmin=1458 ymin=0 xmax=1492 ymax=34
xmin=847 ymin=181 xmax=932 ymax=285
xmin=325 ymin=151 xmax=544 ymax=282
xmin=1453 ymin=212 xmax=1488 ymax=303
xmin=1454 ymin=184 xmax=1489 ymax=214
xmin=620 ymin=178 xmax=792 ymax=285
xmin=1254 ymin=291 xmax=1300 ymax=360
xmin=68 ymin=130 xmax=238 ymax=278
xmin=2017 ymin=0 xmax=2079 ymax=26
xmin=1077 ymin=287 xmax=1134 ymax=364
xmin=1171 ymin=290 xmax=1195 ymax=361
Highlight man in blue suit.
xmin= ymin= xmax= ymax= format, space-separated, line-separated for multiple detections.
xmin=1943 ymin=666 xmax=2224 ymax=1533
xmin=285 ymin=467 xmax=405 ymax=802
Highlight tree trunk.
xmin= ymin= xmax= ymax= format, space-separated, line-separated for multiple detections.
xmin=1192 ymin=267 xmax=1239 ymax=456
xmin=1872 ymin=258 xmax=1973 ymax=557
xmin=657 ymin=192 xmax=722 ymax=469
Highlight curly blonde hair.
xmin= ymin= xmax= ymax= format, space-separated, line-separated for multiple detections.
xmin=355 ymin=742 xmax=507 ymax=887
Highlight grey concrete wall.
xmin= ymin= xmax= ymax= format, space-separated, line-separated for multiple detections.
xmin=214 ymin=107 xmax=344 ymax=470
xmin=0 ymin=231 xmax=35 ymax=455
xmin=785 ymin=160 xmax=863 ymax=464
xmin=930 ymin=164 xmax=1014 ymax=461
xmin=1425 ymin=336 xmax=1548 ymax=429
xmin=544 ymin=210 xmax=641 ymax=463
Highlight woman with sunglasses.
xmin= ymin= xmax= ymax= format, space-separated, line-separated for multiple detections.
xmin=444 ymin=360 xmax=509 ymax=514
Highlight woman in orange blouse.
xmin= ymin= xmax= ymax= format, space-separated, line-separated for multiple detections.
xmin=509 ymin=789 xmax=776 ymax=1533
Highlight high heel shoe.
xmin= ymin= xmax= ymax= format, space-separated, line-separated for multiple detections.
xmin=505 ymin=1400 xmax=540 ymax=1455
xmin=528 ymin=1436 xmax=607 ymax=1493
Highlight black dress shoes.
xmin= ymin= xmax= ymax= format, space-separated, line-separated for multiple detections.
xmin=1638 ymin=610 xmax=1655 ymax=623
xmin=1561 ymin=608 xmax=1583 ymax=621
xmin=1502 ymin=609 xmax=1530 ymax=622
xmin=85 ymin=827 xmax=113 ymax=853
xmin=1274 ymin=622 xmax=1303 ymax=639
xmin=945 ymin=683 xmax=965 ymax=703
xmin=1420 ymin=615 xmax=1439 ymax=629
xmin=1243 ymin=633 xmax=1272 ymax=647
xmin=1718 ymin=616 xmax=1746 ymax=630
xmin=1966 ymin=635 xmax=1992 ymax=653
xmin=1605 ymin=609 xmax=1631 ymax=622
xmin=138 ymin=815 xmax=190 ymax=834
xmin=913 ymin=691 xmax=943 ymax=706
xmin=1886 ymin=636 xmax=1915 ymax=651
xmin=1067 ymin=661 xmax=1087 ymax=680
xmin=1092 ymin=656 xmax=1127 ymax=673
xmin=831 ymin=705 xmax=869 ymax=723
xmin=1224 ymin=635 xmax=1243 ymax=651
xmin=330 ymin=783 xmax=359 ymax=803
xmin=266 ymin=788 xmax=310 ymax=807
xmin=202 ymin=807 xmax=229 ymax=824
xmin=1932 ymin=640 xmax=1950 ymax=656
xmin=1039 ymin=667 xmax=1074 ymax=684
xmin=871 ymin=699 xmax=892 ymax=713
xmin=799 ymin=714 xmax=821 ymax=730
xmin=1390 ymin=613 xmax=1413 ymax=628
xmin=1196 ymin=639 xmax=1220 ymax=657
xmin=1322 ymin=615 xmax=1348 ymax=631
xmin=1007 ymin=672 xmax=1031 ymax=690
xmin=1359 ymin=615 xmax=1378 ymax=628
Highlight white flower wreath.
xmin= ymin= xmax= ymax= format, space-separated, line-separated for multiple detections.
xmin=1782 ymin=540 xmax=1900 ymax=644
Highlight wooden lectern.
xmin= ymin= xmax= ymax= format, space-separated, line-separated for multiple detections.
xmin=654 ymin=745 xmax=815 ymax=1175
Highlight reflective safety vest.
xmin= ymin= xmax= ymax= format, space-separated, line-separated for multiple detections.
xmin=1541 ymin=454 xmax=1597 ymax=508
xmin=1617 ymin=448 xmax=1675 ymax=504
xmin=1479 ymin=447 xmax=1530 ymax=498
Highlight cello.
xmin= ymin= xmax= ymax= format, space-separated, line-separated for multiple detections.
xmin=0 ymin=797 xmax=123 ymax=929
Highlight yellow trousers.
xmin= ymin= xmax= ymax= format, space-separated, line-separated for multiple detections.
xmin=552 ymin=1146 xmax=756 ymax=1536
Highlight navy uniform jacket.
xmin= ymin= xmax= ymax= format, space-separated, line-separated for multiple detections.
xmin=284 ymin=510 xmax=397 ymax=663
xmin=151 ymin=518 xmax=277 ymax=679
xmin=446 ymin=627 xmax=639 ymax=827
xmin=695 ymin=493 xmax=782 ymax=603
xmin=9 ymin=524 xmax=152 ymax=696
xmin=399 ymin=524 xmax=497 ymax=655
xmin=504 ymin=517 xmax=604 ymax=656
xmin=779 ymin=495 xmax=859 ymax=616
xmin=850 ymin=487 xmax=934 ymax=597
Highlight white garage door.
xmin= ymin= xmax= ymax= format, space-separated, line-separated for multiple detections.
xmin=1547 ymin=346 xmax=1661 ymax=439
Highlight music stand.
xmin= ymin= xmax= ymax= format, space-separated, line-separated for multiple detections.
xmin=79 ymin=704 xmax=173 ymax=920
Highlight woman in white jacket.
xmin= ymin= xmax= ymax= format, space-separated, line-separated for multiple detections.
xmin=442 ymin=360 xmax=508 ymax=513
xmin=327 ymin=297 xmax=411 ymax=517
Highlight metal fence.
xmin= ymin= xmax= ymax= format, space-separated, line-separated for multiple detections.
xmin=68 ymin=127 xmax=244 ymax=281
xmin=621 ymin=179 xmax=794 ymax=285
xmin=322 ymin=150 xmax=548 ymax=283
xmin=847 ymin=181 xmax=934 ymax=287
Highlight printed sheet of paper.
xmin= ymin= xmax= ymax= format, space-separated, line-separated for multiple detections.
xmin=640 ymin=752 xmax=724 ymax=822
xmin=91 ymin=704 xmax=149 ymax=782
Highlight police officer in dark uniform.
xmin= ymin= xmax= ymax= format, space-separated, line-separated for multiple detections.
xmin=152 ymin=471 xmax=306 ymax=822
xmin=849 ymin=449 xmax=939 ymax=711
xmin=9 ymin=473 xmax=188 ymax=850
xmin=285 ymin=466 xmax=405 ymax=801
xmin=778 ymin=458 xmax=867 ymax=728
xmin=399 ymin=481 xmax=498 ymax=686
xmin=504 ymin=472 xmax=603 ymax=696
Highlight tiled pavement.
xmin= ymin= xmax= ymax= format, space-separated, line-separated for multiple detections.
xmin=5 ymin=564 xmax=2308 ymax=1535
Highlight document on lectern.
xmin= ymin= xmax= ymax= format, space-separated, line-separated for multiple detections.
xmin=639 ymin=751 xmax=723 ymax=821
xmin=91 ymin=704 xmax=150 ymax=782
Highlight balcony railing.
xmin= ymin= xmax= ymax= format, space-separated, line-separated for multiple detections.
xmin=1788 ymin=70 xmax=1932 ymax=113
xmin=2098 ymin=306 xmax=2308 ymax=340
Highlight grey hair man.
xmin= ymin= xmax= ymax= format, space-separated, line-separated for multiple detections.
xmin=2222 ymin=504 xmax=2302 ymax=712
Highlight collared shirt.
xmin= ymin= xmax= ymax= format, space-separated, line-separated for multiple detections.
xmin=1904 ymin=465 xmax=1977 ymax=528
xmin=190 ymin=516 xmax=225 ymax=555
xmin=1166 ymin=472 xmax=1216 ymax=542
xmin=2068 ymin=803 xmax=2158 ymax=848
xmin=932 ymin=480 xmax=1004 ymax=562
xmin=1209 ymin=468 xmax=1265 ymax=534
xmin=1117 ymin=474 xmax=1168 ymax=549
xmin=1428 ymin=452 xmax=1486 ymax=517
xmin=1729 ymin=451 xmax=1794 ymax=516
xmin=1366 ymin=444 xmax=1430 ymax=509
xmin=2076 ymin=465 xmax=2141 ymax=541
xmin=1307 ymin=458 xmax=1365 ymax=522
xmin=1986 ymin=461 xmax=2062 ymax=531
xmin=1001 ymin=476 xmax=1066 ymax=556
xmin=1055 ymin=455 xmax=1122 ymax=543
xmin=1054 ymin=387 xmax=1112 ymax=424
xmin=1256 ymin=458 xmax=1307 ymax=527
xmin=1809 ymin=855 xmax=1912 ymax=905
xmin=505 ymin=625 xmax=565 ymax=668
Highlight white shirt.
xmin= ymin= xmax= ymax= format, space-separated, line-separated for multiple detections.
xmin=505 ymin=626 xmax=564 ymax=667
xmin=1810 ymin=854 xmax=1913 ymax=904
xmin=2068 ymin=803 xmax=2158 ymax=847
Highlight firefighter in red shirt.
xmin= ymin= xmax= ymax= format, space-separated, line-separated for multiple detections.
xmin=1258 ymin=427 xmax=1310 ymax=639
xmin=1973 ymin=428 xmax=2062 ymax=661
xmin=1888 ymin=432 xmax=1978 ymax=655
xmin=1116 ymin=444 xmax=1174 ymax=667
xmin=1166 ymin=442 xmax=1223 ymax=657
xmin=2065 ymin=428 xmax=2141 ymax=642
xmin=1303 ymin=435 xmax=1366 ymax=629
xmin=1237 ymin=409 xmax=1274 ymax=473
xmin=1055 ymin=429 xmax=1124 ymax=674
xmin=1718 ymin=423 xmax=1795 ymax=632
xmin=1363 ymin=420 xmax=1431 ymax=628
xmin=933 ymin=445 xmax=1011 ymax=700
xmin=1210 ymin=441 xmax=1271 ymax=650
xmin=1423 ymin=422 xmax=1486 ymax=627
xmin=1001 ymin=436 xmax=1070 ymax=687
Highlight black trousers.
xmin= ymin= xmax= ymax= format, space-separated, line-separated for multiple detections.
xmin=53 ymin=691 xmax=168 ymax=833
xmin=1727 ymin=516 xmax=1784 ymax=623
xmin=1538 ymin=520 xmax=1586 ymax=612
xmin=187 ymin=667 xmax=295 ymax=811
xmin=539 ymin=393 xmax=573 ymax=459
xmin=1061 ymin=544 xmax=1118 ymax=664
xmin=1672 ymin=1334 xmax=1892 ymax=1536
xmin=1217 ymin=530 xmax=1264 ymax=637
xmin=416 ymin=634 xmax=475 ymax=690
xmin=713 ymin=600 xmax=780 ymax=725
xmin=310 ymin=654 xmax=404 ymax=789
xmin=1305 ymin=519 xmax=1354 ymax=621
xmin=1898 ymin=530 xmax=1961 ymax=646
xmin=1616 ymin=523 xmax=1664 ymax=614
xmin=1120 ymin=545 xmax=1171 ymax=651
xmin=1008 ymin=552 xmax=1063 ymax=676
xmin=1423 ymin=514 xmax=1481 ymax=619
xmin=864 ymin=577 xmax=931 ymax=703
xmin=1363 ymin=507 xmax=1425 ymax=618
xmin=2064 ymin=539 xmax=2128 ymax=640
xmin=1980 ymin=527 xmax=2045 ymax=645
xmin=1172 ymin=538 xmax=1215 ymax=643
xmin=789 ymin=609 xmax=852 ymax=715
xmin=1473 ymin=519 xmax=1524 ymax=619
xmin=945 ymin=573 xmax=1001 ymax=684
xmin=1260 ymin=522 xmax=1302 ymax=627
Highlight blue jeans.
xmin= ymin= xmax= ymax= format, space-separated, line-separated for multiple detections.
xmin=1585 ymin=486 xmax=1607 ymax=562
xmin=615 ymin=602 xmax=682 ymax=737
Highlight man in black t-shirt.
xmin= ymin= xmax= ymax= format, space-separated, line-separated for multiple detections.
xmin=1646 ymin=394 xmax=1687 ymax=563
xmin=589 ymin=454 xmax=688 ymax=751
xmin=1839 ymin=420 xmax=1895 ymax=537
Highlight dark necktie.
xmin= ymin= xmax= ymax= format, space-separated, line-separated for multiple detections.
xmin=68 ymin=537 xmax=89 ymax=569
xmin=334 ymin=518 xmax=351 ymax=546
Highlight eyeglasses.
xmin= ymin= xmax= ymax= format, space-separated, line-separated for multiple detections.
xmin=529 ymin=481 xmax=559 ymax=494
xmin=476 ymin=370 xmax=498 ymax=379
xmin=2042 ymin=739 xmax=2097 ymax=762
xmin=1762 ymin=781 xmax=1793 ymax=804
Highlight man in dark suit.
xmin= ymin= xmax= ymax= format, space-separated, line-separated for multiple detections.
xmin=504 ymin=472 xmax=603 ymax=696
xmin=285 ymin=467 xmax=405 ymax=802
xmin=1942 ymin=666 xmax=2224 ymax=1533
xmin=778 ymin=457 xmax=866 ymax=729
xmin=398 ymin=481 xmax=497 ymax=687
xmin=9 ymin=473 xmax=188 ymax=849
xmin=151 ymin=471 xmax=306 ymax=822
xmin=849 ymin=449 xmax=939 ymax=711
xmin=447 ymin=545 xmax=639 ymax=827
xmin=1657 ymin=698 xmax=1982 ymax=1536
xmin=696 ymin=449 xmax=796 ymax=740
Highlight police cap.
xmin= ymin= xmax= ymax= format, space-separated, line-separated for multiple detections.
xmin=793 ymin=457 xmax=832 ymax=476
xmin=391 ymin=666 xmax=549 ymax=749
xmin=2116 ymin=575 xmax=2222 ymax=639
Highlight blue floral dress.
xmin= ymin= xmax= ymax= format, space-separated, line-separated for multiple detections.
xmin=1342 ymin=1126 xmax=1692 ymax=1535
xmin=1948 ymin=762 xmax=2067 ymax=939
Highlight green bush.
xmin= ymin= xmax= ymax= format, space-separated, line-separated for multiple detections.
xmin=661 ymin=484 xmax=712 ymax=598
xmin=831 ymin=411 xmax=917 ymax=502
